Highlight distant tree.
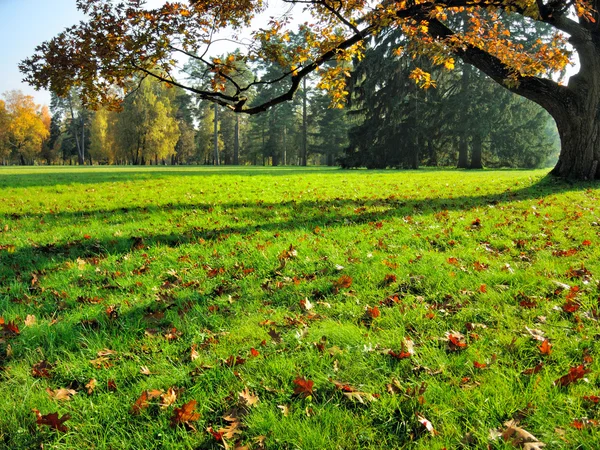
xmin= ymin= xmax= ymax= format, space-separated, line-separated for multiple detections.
xmin=2 ymin=91 xmax=49 ymax=165
xmin=0 ymin=100 xmax=9 ymax=165
xmin=113 ymin=77 xmax=180 ymax=165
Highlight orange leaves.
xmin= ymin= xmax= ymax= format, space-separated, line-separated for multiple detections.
xmin=171 ymin=400 xmax=201 ymax=427
xmin=33 ymin=409 xmax=70 ymax=432
xmin=538 ymin=339 xmax=552 ymax=356
xmin=293 ymin=377 xmax=315 ymax=398
xmin=446 ymin=331 xmax=467 ymax=351
xmin=334 ymin=274 xmax=353 ymax=290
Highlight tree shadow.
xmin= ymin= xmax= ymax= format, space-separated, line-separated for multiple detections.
xmin=0 ymin=172 xmax=593 ymax=281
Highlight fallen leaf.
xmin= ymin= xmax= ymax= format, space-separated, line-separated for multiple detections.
xmin=538 ymin=339 xmax=552 ymax=356
xmin=268 ymin=329 xmax=282 ymax=343
xmin=446 ymin=331 xmax=467 ymax=351
xmin=33 ymin=409 xmax=70 ymax=432
xmin=293 ymin=377 xmax=314 ymax=398
xmin=554 ymin=365 xmax=590 ymax=387
xmin=86 ymin=379 xmax=97 ymax=395
xmin=140 ymin=366 xmax=152 ymax=375
xmin=24 ymin=315 xmax=36 ymax=327
xmin=239 ymin=387 xmax=259 ymax=407
xmin=160 ymin=387 xmax=178 ymax=409
xmin=278 ymin=404 xmax=290 ymax=417
xmin=416 ymin=413 xmax=436 ymax=435
xmin=32 ymin=360 xmax=54 ymax=378
xmin=46 ymin=388 xmax=77 ymax=401
xmin=500 ymin=419 xmax=546 ymax=449
xmin=522 ymin=363 xmax=544 ymax=375
xmin=171 ymin=399 xmax=201 ymax=426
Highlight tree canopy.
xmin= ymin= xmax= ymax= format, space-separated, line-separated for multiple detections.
xmin=20 ymin=0 xmax=600 ymax=179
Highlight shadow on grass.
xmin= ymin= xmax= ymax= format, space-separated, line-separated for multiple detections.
xmin=0 ymin=172 xmax=594 ymax=283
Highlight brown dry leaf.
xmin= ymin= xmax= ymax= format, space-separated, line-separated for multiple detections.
xmin=131 ymin=391 xmax=150 ymax=415
xmin=277 ymin=404 xmax=290 ymax=417
xmin=238 ymin=388 xmax=259 ymax=407
xmin=386 ymin=378 xmax=403 ymax=395
xmin=525 ymin=327 xmax=546 ymax=342
xmin=46 ymin=388 xmax=77 ymax=401
xmin=500 ymin=419 xmax=546 ymax=449
xmin=160 ymin=387 xmax=178 ymax=409
xmin=190 ymin=344 xmax=200 ymax=361
xmin=24 ymin=315 xmax=36 ymax=327
xmin=343 ymin=391 xmax=377 ymax=404
xmin=140 ymin=366 xmax=153 ymax=375
xmin=32 ymin=360 xmax=54 ymax=378
xmin=89 ymin=357 xmax=112 ymax=369
xmin=85 ymin=379 xmax=97 ymax=395
xmin=97 ymin=348 xmax=118 ymax=357
xmin=219 ymin=417 xmax=243 ymax=439
xmin=268 ymin=328 xmax=282 ymax=343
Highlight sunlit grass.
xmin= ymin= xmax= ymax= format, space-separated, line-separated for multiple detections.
xmin=0 ymin=166 xmax=599 ymax=449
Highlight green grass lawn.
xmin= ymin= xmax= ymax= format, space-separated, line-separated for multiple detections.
xmin=0 ymin=166 xmax=599 ymax=449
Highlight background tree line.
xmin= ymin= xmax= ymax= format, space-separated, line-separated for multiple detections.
xmin=2 ymin=30 xmax=559 ymax=168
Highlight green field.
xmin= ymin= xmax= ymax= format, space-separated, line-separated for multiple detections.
xmin=1 ymin=166 xmax=599 ymax=449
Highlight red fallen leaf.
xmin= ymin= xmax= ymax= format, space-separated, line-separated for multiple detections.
xmin=33 ymin=409 xmax=70 ymax=432
xmin=479 ymin=284 xmax=487 ymax=293
xmin=250 ymin=348 xmax=260 ymax=357
xmin=562 ymin=300 xmax=580 ymax=313
xmin=207 ymin=305 xmax=219 ymax=313
xmin=380 ymin=294 xmax=401 ymax=307
xmin=583 ymin=395 xmax=600 ymax=403
xmin=447 ymin=257 xmax=459 ymax=266
xmin=389 ymin=349 xmax=411 ymax=360
xmin=171 ymin=400 xmax=201 ymax=427
xmin=1 ymin=320 xmax=20 ymax=336
xmin=582 ymin=240 xmax=592 ymax=246
xmin=473 ymin=361 xmax=487 ymax=369
xmin=207 ymin=426 xmax=224 ymax=441
xmin=293 ymin=377 xmax=314 ymax=398
xmin=471 ymin=218 xmax=481 ymax=228
xmin=539 ymin=339 xmax=552 ymax=355
xmin=107 ymin=379 xmax=117 ymax=391
xmin=572 ymin=420 xmax=586 ymax=430
xmin=519 ymin=299 xmax=538 ymax=309
xmin=366 ymin=306 xmax=380 ymax=319
xmin=83 ymin=234 xmax=91 ymax=239
xmin=522 ymin=362 xmax=544 ymax=375
xmin=554 ymin=365 xmax=591 ymax=387
xmin=32 ymin=360 xmax=54 ymax=378
xmin=131 ymin=391 xmax=149 ymax=415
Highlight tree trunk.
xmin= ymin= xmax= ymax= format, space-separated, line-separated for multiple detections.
xmin=301 ymin=77 xmax=308 ymax=166
xmin=457 ymin=137 xmax=469 ymax=168
xmin=233 ymin=114 xmax=240 ymax=165
xmin=213 ymin=103 xmax=220 ymax=166
xmin=470 ymin=134 xmax=483 ymax=169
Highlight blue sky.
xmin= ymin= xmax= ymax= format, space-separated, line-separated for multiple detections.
xmin=0 ymin=0 xmax=84 ymax=106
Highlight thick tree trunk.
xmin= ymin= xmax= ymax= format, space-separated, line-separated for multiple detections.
xmin=457 ymin=137 xmax=469 ymax=168
xmin=301 ymin=77 xmax=308 ymax=166
xmin=470 ymin=134 xmax=483 ymax=169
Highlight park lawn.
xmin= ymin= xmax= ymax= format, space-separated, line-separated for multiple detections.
xmin=0 ymin=165 xmax=599 ymax=449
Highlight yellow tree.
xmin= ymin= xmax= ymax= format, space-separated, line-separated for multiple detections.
xmin=0 ymin=100 xmax=8 ymax=164
xmin=19 ymin=0 xmax=600 ymax=178
xmin=2 ymin=91 xmax=49 ymax=165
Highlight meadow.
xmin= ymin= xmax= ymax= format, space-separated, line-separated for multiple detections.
xmin=0 ymin=166 xmax=599 ymax=449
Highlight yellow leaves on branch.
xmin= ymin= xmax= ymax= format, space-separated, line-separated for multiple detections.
xmin=409 ymin=68 xmax=437 ymax=89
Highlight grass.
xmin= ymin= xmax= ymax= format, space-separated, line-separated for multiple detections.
xmin=0 ymin=165 xmax=599 ymax=449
